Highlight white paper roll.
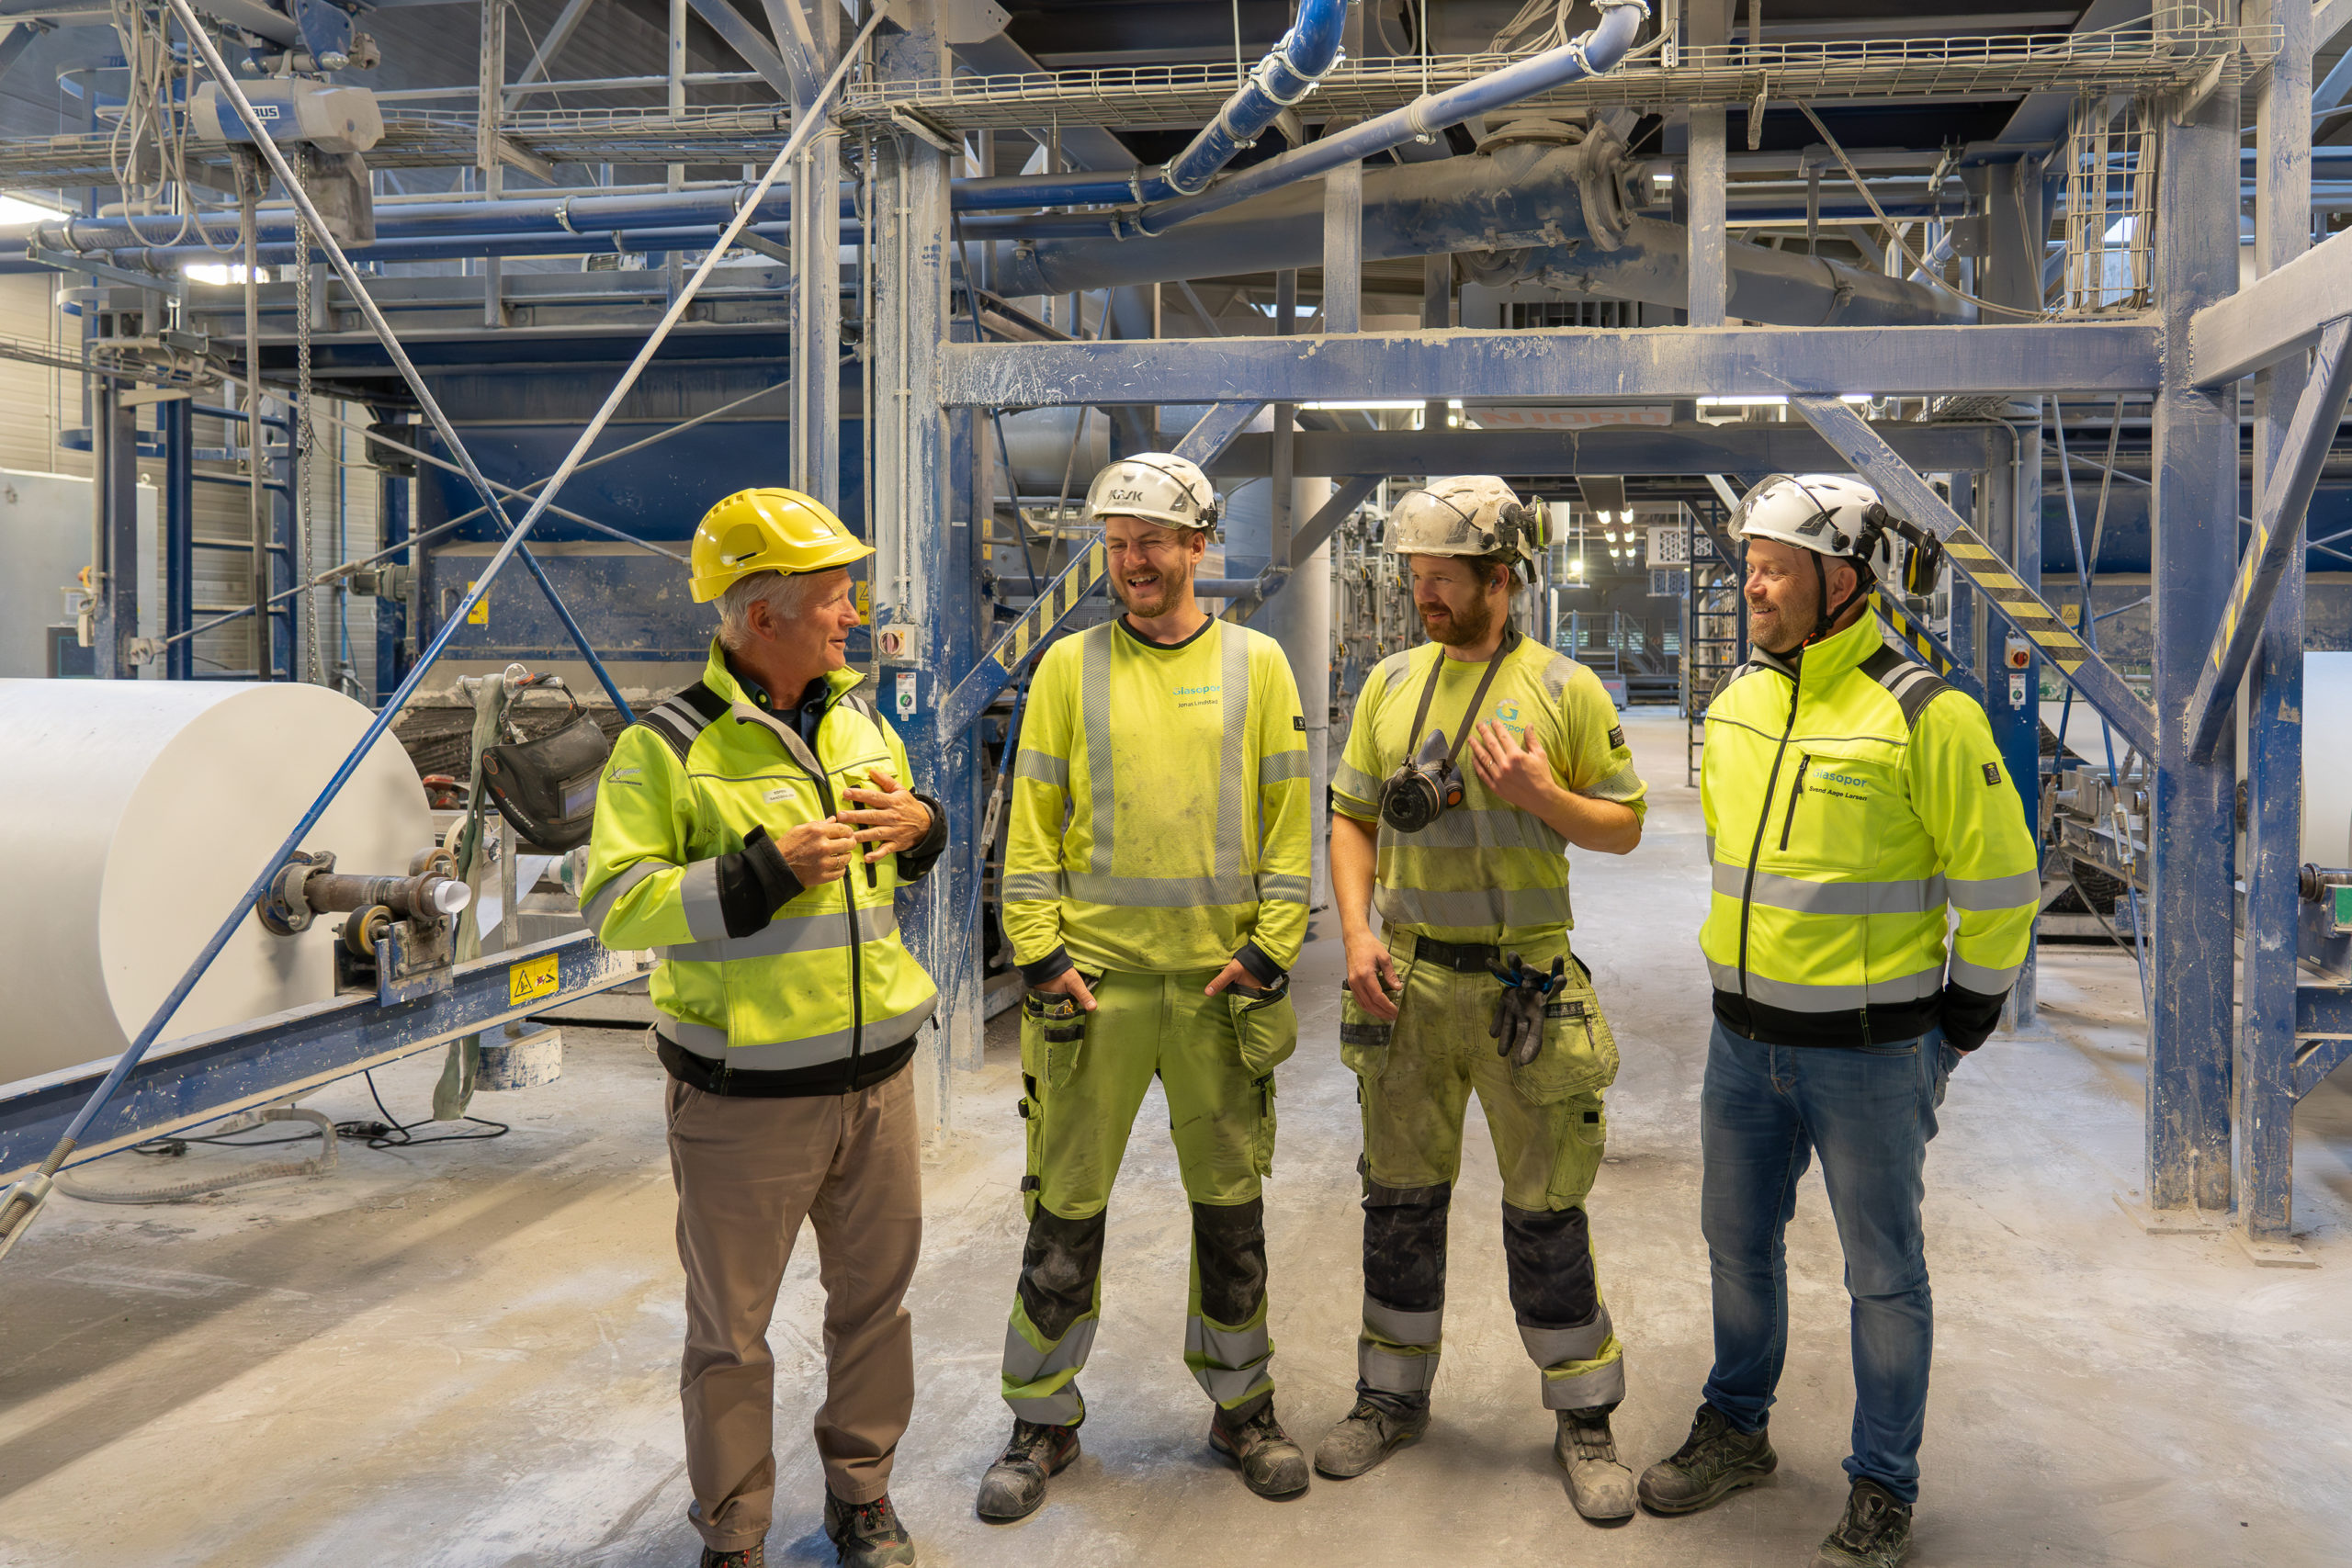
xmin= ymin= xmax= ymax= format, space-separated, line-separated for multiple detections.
xmin=0 ymin=681 xmax=434 ymax=1085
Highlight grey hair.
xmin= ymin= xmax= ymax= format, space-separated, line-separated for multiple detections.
xmin=716 ymin=570 xmax=817 ymax=651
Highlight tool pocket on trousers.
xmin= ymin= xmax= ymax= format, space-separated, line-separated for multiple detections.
xmin=1227 ymin=976 xmax=1298 ymax=1078
xmin=1017 ymin=1071 xmax=1045 ymax=1220
xmin=1339 ymin=949 xmax=1415 ymax=1078
xmin=1250 ymin=1072 xmax=1278 ymax=1178
xmin=1510 ymin=964 xmax=1622 ymax=1105
xmin=1022 ymin=987 xmax=1090 ymax=1089
xmin=1548 ymin=1091 xmax=1609 ymax=1205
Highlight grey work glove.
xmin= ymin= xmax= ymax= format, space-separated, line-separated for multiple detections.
xmin=1487 ymin=953 xmax=1567 ymax=1066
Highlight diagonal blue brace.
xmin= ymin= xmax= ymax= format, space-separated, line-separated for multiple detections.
xmin=1173 ymin=401 xmax=1268 ymax=465
xmin=1792 ymin=394 xmax=2161 ymax=761
xmin=2184 ymin=318 xmax=2352 ymax=763
xmin=1226 ymin=475 xmax=1383 ymax=623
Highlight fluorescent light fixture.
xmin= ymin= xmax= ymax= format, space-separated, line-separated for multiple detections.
xmin=185 ymin=262 xmax=262 ymax=285
xmin=0 ymin=193 xmax=65 ymax=225
xmin=1696 ymin=394 xmax=1871 ymax=407
xmin=1300 ymin=400 xmax=1428 ymax=411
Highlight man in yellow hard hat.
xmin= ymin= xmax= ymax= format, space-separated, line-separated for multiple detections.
xmin=582 ymin=488 xmax=947 ymax=1568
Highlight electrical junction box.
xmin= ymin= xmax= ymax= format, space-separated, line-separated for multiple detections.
xmin=2005 ymin=635 xmax=2031 ymax=671
xmin=875 ymin=620 xmax=923 ymax=666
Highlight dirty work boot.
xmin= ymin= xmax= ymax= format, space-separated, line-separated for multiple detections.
xmin=1810 ymin=1479 xmax=1913 ymax=1568
xmin=1554 ymin=1406 xmax=1637 ymax=1521
xmin=696 ymin=1547 xmax=763 ymax=1568
xmin=1636 ymin=1403 xmax=1778 ymax=1517
xmin=1313 ymin=1397 xmax=1430 ymax=1479
xmin=975 ymin=1418 xmax=1080 ymax=1522
xmin=821 ymin=1493 xmax=915 ymax=1568
xmin=1207 ymin=1403 xmax=1312 ymax=1498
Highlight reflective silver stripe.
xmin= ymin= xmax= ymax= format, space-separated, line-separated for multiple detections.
xmin=1257 ymin=873 xmax=1310 ymax=905
xmin=1538 ymin=649 xmax=1574 ymax=706
xmin=1377 ymin=883 xmax=1572 ymax=931
xmin=1014 ymin=749 xmax=1069 ymax=791
xmin=1186 ymin=1315 xmax=1271 ymax=1372
xmin=667 ymin=902 xmax=897 ymax=964
xmin=1520 ymin=1306 xmax=1612 ymax=1370
xmin=1390 ymin=806 xmax=1566 ymax=855
xmin=1000 ymin=872 xmax=1062 ymax=903
xmin=1003 ymin=1316 xmax=1099 ymax=1385
xmin=677 ymin=858 xmax=728 ymax=942
xmin=1947 ymin=870 xmax=2041 ymax=911
xmin=1006 ymin=1388 xmax=1085 ymax=1425
xmin=1063 ymin=871 xmax=1260 ymax=908
xmin=1714 ymin=862 xmax=1949 ymax=917
xmin=1704 ymin=958 xmax=1945 ymax=1010
xmin=1586 ymin=762 xmax=1645 ymax=804
xmin=1259 ymin=749 xmax=1309 ymax=784
xmin=1363 ymin=1296 xmax=1442 ymax=1348
xmin=662 ymin=991 xmax=939 ymax=1069
xmin=581 ymin=857 xmax=669 ymax=932
xmin=1216 ymin=625 xmax=1250 ymax=874
xmin=1360 ymin=1341 xmax=1440 ymax=1393
xmin=1331 ymin=760 xmax=1383 ymax=805
xmin=1196 ymin=1361 xmax=1272 ymax=1406
xmin=1705 ymin=835 xmax=1715 ymax=861
xmin=1081 ymin=626 xmax=1117 ymax=877
xmin=1540 ymin=1359 xmax=1626 ymax=1411
xmin=1949 ymin=955 xmax=2023 ymax=993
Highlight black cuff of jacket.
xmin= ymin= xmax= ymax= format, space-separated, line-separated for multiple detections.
xmin=716 ymin=824 xmax=802 ymax=939
xmin=1019 ymin=947 xmax=1074 ymax=987
xmin=896 ymin=791 xmax=949 ymax=883
xmin=1234 ymin=941 xmax=1284 ymax=987
xmin=1939 ymin=981 xmax=2006 ymax=1053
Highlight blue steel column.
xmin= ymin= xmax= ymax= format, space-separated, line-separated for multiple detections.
xmin=376 ymin=446 xmax=412 ymax=707
xmin=1983 ymin=156 xmax=2047 ymax=1024
xmin=2237 ymin=0 xmax=2310 ymax=1249
xmin=873 ymin=2 xmax=979 ymax=1122
xmin=788 ymin=0 xmax=843 ymax=512
xmin=163 ymin=396 xmax=194 ymax=681
xmin=2145 ymin=77 xmax=2242 ymax=1218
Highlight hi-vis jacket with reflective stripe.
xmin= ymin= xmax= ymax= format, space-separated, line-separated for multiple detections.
xmin=1700 ymin=613 xmax=2040 ymax=1051
xmin=1002 ymin=617 xmax=1311 ymax=982
xmin=1331 ymin=636 xmax=1646 ymax=943
xmin=581 ymin=640 xmax=942 ymax=1085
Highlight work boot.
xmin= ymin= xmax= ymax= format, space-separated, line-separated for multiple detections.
xmin=821 ymin=1493 xmax=914 ymax=1568
xmin=1636 ymin=1403 xmax=1778 ymax=1517
xmin=1810 ymin=1479 xmax=1913 ymax=1568
xmin=696 ymin=1547 xmax=763 ymax=1568
xmin=1312 ymin=1397 xmax=1430 ymax=1479
xmin=975 ymin=1418 xmax=1080 ymax=1522
xmin=1554 ymin=1405 xmax=1637 ymax=1522
xmin=1207 ymin=1403 xmax=1312 ymax=1499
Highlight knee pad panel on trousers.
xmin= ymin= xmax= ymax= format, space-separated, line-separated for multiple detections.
xmin=1019 ymin=1205 xmax=1108 ymax=1342
xmin=1501 ymin=1200 xmax=1598 ymax=1327
xmin=1363 ymin=1180 xmax=1452 ymax=1314
xmin=1191 ymin=1197 xmax=1268 ymax=1325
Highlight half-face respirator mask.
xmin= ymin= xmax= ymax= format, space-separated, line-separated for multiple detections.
xmin=1375 ymin=626 xmax=1521 ymax=835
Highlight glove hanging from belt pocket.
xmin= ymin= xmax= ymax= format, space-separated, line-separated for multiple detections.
xmin=1487 ymin=953 xmax=1566 ymax=1067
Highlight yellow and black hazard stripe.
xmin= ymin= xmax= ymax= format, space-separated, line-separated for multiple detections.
xmin=1938 ymin=524 xmax=2091 ymax=676
xmin=988 ymin=539 xmax=1107 ymax=676
xmin=1871 ymin=590 xmax=1957 ymax=677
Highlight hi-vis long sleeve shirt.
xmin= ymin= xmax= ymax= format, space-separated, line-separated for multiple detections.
xmin=1001 ymin=616 xmax=1312 ymax=983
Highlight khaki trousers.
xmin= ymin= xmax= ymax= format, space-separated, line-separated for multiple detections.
xmin=665 ymin=1065 xmax=922 ymax=1553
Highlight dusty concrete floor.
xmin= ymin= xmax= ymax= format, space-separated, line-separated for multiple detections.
xmin=5 ymin=709 xmax=2349 ymax=1568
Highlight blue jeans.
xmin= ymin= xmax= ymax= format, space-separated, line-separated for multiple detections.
xmin=1698 ymin=1020 xmax=1957 ymax=1505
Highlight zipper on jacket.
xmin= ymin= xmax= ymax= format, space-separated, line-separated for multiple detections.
xmin=1777 ymin=755 xmax=1812 ymax=852
xmin=777 ymin=690 xmax=866 ymax=1079
xmin=1735 ymin=672 xmax=1801 ymax=1021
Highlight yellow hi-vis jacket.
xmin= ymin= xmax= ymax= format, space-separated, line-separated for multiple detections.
xmin=581 ymin=639 xmax=944 ymax=1089
xmin=1700 ymin=613 xmax=2040 ymax=1051
xmin=1330 ymin=633 xmax=1645 ymax=944
xmin=1001 ymin=616 xmax=1311 ymax=984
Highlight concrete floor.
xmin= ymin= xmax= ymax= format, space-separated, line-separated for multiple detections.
xmin=5 ymin=709 xmax=2350 ymax=1568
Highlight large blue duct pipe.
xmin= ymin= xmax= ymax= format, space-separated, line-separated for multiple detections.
xmin=1135 ymin=0 xmax=1649 ymax=233
xmin=1156 ymin=0 xmax=1351 ymax=197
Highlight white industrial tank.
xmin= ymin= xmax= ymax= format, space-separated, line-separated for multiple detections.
xmin=0 ymin=681 xmax=435 ymax=1084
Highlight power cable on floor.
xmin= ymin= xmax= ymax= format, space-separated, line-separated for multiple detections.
xmin=334 ymin=1070 xmax=510 ymax=1150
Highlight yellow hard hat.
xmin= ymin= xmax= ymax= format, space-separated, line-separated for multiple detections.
xmin=688 ymin=488 xmax=873 ymax=604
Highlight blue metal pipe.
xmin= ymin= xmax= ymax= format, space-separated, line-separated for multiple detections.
xmin=1136 ymin=0 xmax=1650 ymax=233
xmin=1155 ymin=0 xmax=1351 ymax=197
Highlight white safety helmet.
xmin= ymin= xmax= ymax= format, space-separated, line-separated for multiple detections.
xmin=1732 ymin=473 xmax=1899 ymax=576
xmin=1385 ymin=475 xmax=1549 ymax=573
xmin=1083 ymin=451 xmax=1220 ymax=532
